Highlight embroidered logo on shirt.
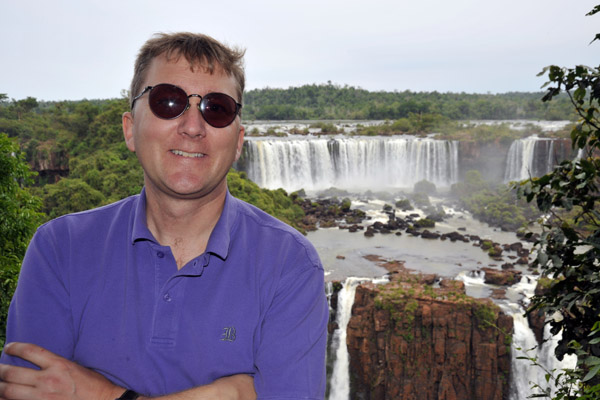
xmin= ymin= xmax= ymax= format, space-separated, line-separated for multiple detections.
xmin=220 ymin=326 xmax=236 ymax=342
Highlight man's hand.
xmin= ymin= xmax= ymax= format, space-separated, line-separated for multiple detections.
xmin=0 ymin=342 xmax=123 ymax=400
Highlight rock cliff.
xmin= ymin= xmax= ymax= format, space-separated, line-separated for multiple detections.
xmin=28 ymin=141 xmax=69 ymax=183
xmin=344 ymin=266 xmax=513 ymax=400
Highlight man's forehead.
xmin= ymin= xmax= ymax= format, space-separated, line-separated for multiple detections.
xmin=156 ymin=52 xmax=226 ymax=75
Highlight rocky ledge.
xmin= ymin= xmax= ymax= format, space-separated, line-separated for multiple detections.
xmin=344 ymin=257 xmax=513 ymax=400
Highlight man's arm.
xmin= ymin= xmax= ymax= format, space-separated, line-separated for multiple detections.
xmin=252 ymin=262 xmax=328 ymax=398
xmin=0 ymin=343 xmax=256 ymax=400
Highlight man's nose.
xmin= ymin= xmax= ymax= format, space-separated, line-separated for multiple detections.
xmin=177 ymin=98 xmax=207 ymax=137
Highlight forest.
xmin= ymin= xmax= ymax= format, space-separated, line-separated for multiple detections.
xmin=244 ymin=83 xmax=575 ymax=121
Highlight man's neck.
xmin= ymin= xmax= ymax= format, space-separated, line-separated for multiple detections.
xmin=144 ymin=186 xmax=227 ymax=269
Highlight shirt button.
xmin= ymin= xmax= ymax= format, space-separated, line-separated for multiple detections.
xmin=163 ymin=293 xmax=172 ymax=302
xmin=157 ymin=251 xmax=165 ymax=258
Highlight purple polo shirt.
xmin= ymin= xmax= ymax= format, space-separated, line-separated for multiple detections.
xmin=1 ymin=189 xmax=328 ymax=399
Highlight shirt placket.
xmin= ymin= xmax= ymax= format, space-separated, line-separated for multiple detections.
xmin=149 ymin=246 xmax=209 ymax=347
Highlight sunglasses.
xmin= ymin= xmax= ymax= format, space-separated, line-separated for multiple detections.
xmin=131 ymin=83 xmax=242 ymax=128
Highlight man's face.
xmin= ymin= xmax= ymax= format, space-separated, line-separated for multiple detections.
xmin=122 ymin=54 xmax=245 ymax=203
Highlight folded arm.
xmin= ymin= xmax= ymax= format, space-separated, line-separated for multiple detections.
xmin=0 ymin=343 xmax=255 ymax=400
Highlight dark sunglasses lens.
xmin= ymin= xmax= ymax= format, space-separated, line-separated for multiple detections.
xmin=201 ymin=93 xmax=238 ymax=128
xmin=149 ymin=85 xmax=188 ymax=119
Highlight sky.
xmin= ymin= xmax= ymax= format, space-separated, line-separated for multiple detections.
xmin=1 ymin=0 xmax=598 ymax=101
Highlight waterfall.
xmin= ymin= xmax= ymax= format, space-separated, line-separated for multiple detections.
xmin=460 ymin=272 xmax=577 ymax=399
xmin=243 ymin=136 xmax=459 ymax=192
xmin=504 ymin=136 xmax=572 ymax=183
xmin=328 ymin=277 xmax=367 ymax=400
xmin=504 ymin=136 xmax=540 ymax=182
xmin=327 ymin=276 xmax=388 ymax=400
xmin=503 ymin=276 xmax=577 ymax=399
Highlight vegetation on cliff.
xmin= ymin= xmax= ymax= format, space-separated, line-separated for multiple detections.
xmin=450 ymin=170 xmax=541 ymax=232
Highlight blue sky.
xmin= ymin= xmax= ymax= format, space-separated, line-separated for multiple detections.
xmin=2 ymin=0 xmax=598 ymax=101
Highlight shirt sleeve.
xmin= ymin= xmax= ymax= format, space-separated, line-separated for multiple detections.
xmin=0 ymin=225 xmax=75 ymax=368
xmin=253 ymin=261 xmax=329 ymax=400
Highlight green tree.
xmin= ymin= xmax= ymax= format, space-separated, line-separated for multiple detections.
xmin=517 ymin=5 xmax=600 ymax=398
xmin=0 ymin=133 xmax=45 ymax=348
xmin=11 ymin=97 xmax=39 ymax=120
xmin=227 ymin=169 xmax=305 ymax=232
xmin=40 ymin=178 xmax=106 ymax=219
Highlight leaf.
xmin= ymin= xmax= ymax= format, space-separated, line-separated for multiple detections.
xmin=582 ymin=364 xmax=600 ymax=382
xmin=586 ymin=356 xmax=600 ymax=365
xmin=536 ymin=174 xmax=552 ymax=187
xmin=574 ymin=87 xmax=587 ymax=102
xmin=537 ymin=252 xmax=549 ymax=266
xmin=586 ymin=5 xmax=600 ymax=16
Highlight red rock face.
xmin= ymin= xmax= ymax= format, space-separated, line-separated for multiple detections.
xmin=346 ymin=280 xmax=513 ymax=400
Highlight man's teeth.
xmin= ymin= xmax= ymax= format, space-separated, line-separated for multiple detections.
xmin=171 ymin=150 xmax=205 ymax=158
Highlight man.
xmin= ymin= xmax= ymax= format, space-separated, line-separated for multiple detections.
xmin=0 ymin=33 xmax=328 ymax=400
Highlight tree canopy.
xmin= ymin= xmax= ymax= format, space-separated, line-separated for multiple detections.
xmin=0 ymin=133 xmax=44 ymax=347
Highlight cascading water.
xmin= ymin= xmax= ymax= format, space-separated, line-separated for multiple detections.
xmin=459 ymin=271 xmax=577 ymax=399
xmin=328 ymin=277 xmax=368 ymax=400
xmin=243 ymin=136 xmax=459 ymax=192
xmin=504 ymin=136 xmax=572 ymax=183
xmin=327 ymin=276 xmax=388 ymax=400
xmin=504 ymin=136 xmax=539 ymax=182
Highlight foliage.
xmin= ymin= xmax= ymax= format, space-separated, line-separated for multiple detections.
xmin=0 ymin=133 xmax=45 ymax=348
xmin=413 ymin=179 xmax=437 ymax=195
xmin=395 ymin=198 xmax=413 ymax=210
xmin=352 ymin=113 xmax=452 ymax=136
xmin=439 ymin=121 xmax=560 ymax=143
xmin=242 ymin=83 xmax=576 ymax=121
xmin=37 ymin=178 xmax=106 ymax=220
xmin=69 ymin=143 xmax=144 ymax=202
xmin=309 ymin=121 xmax=344 ymax=134
xmin=515 ymin=6 xmax=600 ymax=398
xmin=451 ymin=170 xmax=540 ymax=231
xmin=227 ymin=169 xmax=306 ymax=233
xmin=414 ymin=218 xmax=436 ymax=228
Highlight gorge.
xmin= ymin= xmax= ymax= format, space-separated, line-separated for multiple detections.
xmin=234 ymin=123 xmax=576 ymax=400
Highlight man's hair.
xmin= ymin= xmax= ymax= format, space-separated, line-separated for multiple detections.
xmin=129 ymin=32 xmax=246 ymax=106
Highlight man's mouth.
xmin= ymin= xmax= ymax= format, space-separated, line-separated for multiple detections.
xmin=171 ymin=150 xmax=206 ymax=158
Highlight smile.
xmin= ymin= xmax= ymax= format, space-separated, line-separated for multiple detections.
xmin=171 ymin=150 xmax=206 ymax=158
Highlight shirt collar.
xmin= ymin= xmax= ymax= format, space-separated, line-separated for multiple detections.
xmin=131 ymin=187 xmax=155 ymax=243
xmin=130 ymin=188 xmax=237 ymax=260
xmin=205 ymin=190 xmax=237 ymax=260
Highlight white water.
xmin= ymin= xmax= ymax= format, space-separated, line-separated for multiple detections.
xmin=460 ymin=272 xmax=577 ymax=399
xmin=504 ymin=135 xmax=565 ymax=182
xmin=244 ymin=136 xmax=459 ymax=192
xmin=328 ymin=276 xmax=388 ymax=400
xmin=328 ymin=277 xmax=367 ymax=400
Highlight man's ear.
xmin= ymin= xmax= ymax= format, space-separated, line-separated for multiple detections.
xmin=234 ymin=125 xmax=245 ymax=161
xmin=122 ymin=111 xmax=135 ymax=152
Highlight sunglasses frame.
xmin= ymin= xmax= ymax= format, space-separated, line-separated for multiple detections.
xmin=131 ymin=83 xmax=242 ymax=128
